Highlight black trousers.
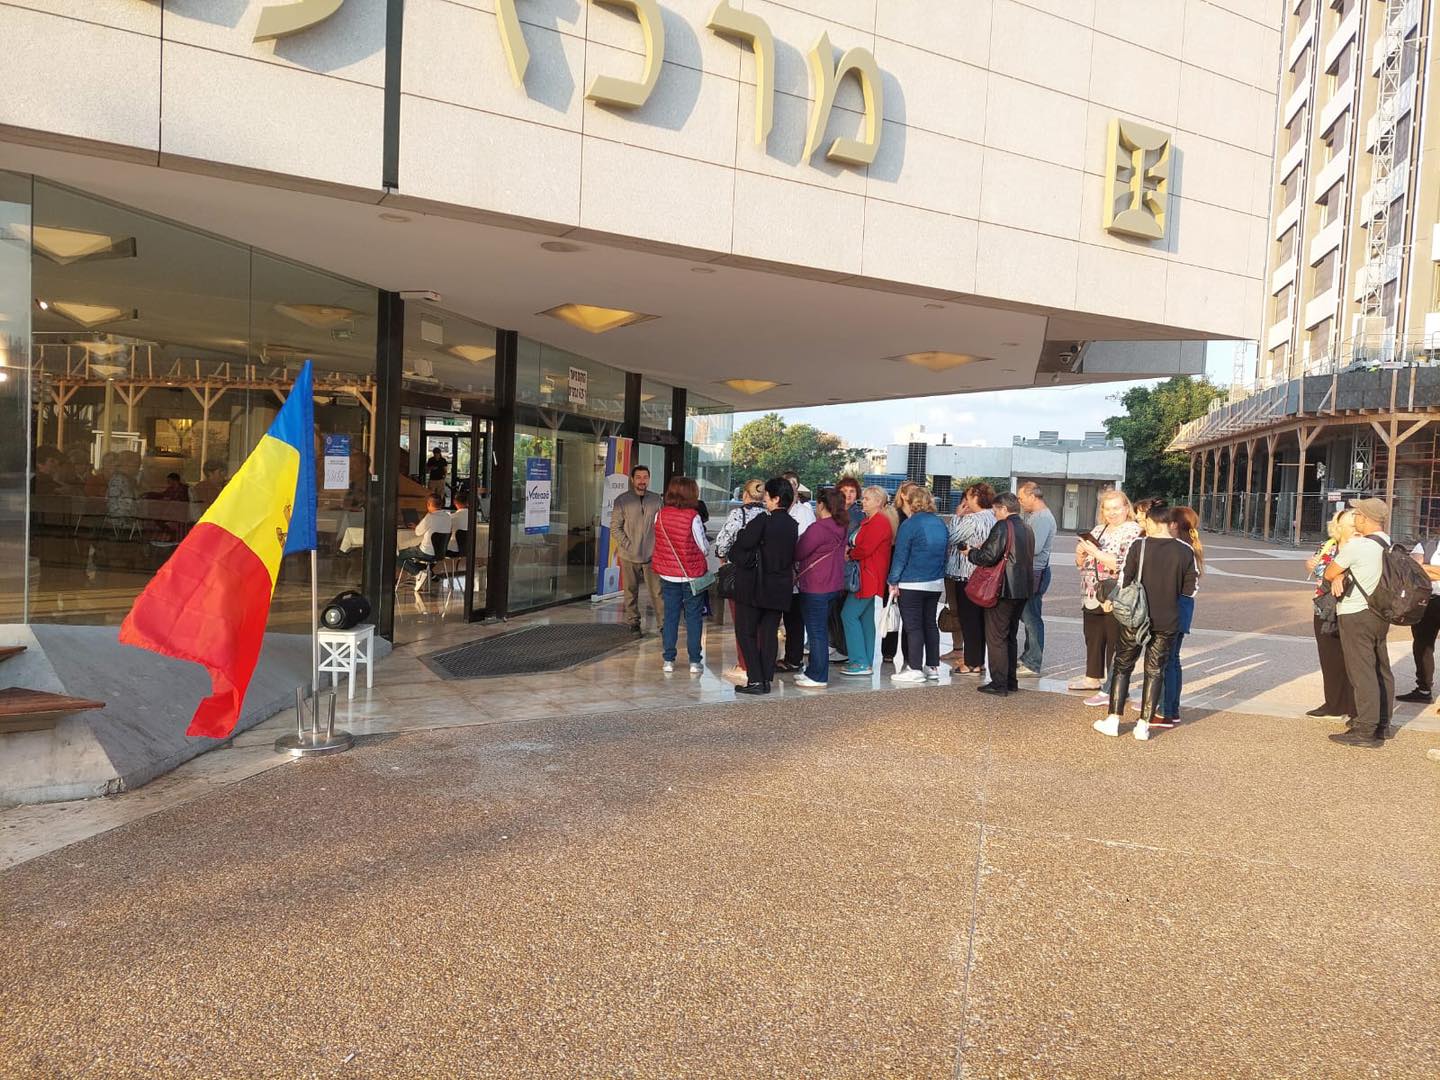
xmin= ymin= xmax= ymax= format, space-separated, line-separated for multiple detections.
xmin=735 ymin=602 xmax=782 ymax=685
xmin=1083 ymin=605 xmax=1122 ymax=681
xmin=1109 ymin=624 xmax=1176 ymax=722
xmin=954 ymin=582 xmax=987 ymax=668
xmin=983 ymin=598 xmax=1026 ymax=689
xmin=1313 ymin=612 xmax=1356 ymax=717
xmin=1411 ymin=596 xmax=1440 ymax=692
xmin=944 ymin=578 xmax=966 ymax=655
xmin=898 ymin=588 xmax=940 ymax=670
xmin=1338 ymin=608 xmax=1394 ymax=733
xmin=782 ymin=593 xmax=805 ymax=665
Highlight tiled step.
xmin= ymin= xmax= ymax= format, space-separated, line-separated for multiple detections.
xmin=0 ymin=687 xmax=105 ymax=735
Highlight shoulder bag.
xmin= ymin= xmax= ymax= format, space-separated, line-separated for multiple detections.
xmin=964 ymin=522 xmax=1012 ymax=610
xmin=1109 ymin=538 xmax=1150 ymax=636
xmin=661 ymin=511 xmax=717 ymax=597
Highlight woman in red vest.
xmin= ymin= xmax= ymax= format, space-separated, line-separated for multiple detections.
xmin=651 ymin=475 xmax=710 ymax=674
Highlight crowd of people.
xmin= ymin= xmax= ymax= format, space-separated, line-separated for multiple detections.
xmin=611 ymin=466 xmax=1210 ymax=739
xmin=421 ymin=463 xmax=1433 ymax=750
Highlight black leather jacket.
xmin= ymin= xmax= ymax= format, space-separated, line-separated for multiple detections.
xmin=968 ymin=517 xmax=1035 ymax=601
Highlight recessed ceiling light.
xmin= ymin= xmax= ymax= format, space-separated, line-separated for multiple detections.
xmin=50 ymin=302 xmax=137 ymax=328
xmin=721 ymin=378 xmax=781 ymax=395
xmin=1001 ymin=341 xmax=1020 ymax=347
xmin=691 ymin=266 xmax=717 ymax=274
xmin=77 ymin=340 xmax=128 ymax=358
xmin=7 ymin=224 xmax=137 ymax=265
xmin=378 ymin=212 xmax=411 ymax=223
xmin=275 ymin=303 xmax=358 ymax=329
xmin=540 ymin=241 xmax=584 ymax=253
xmin=539 ymin=303 xmax=658 ymax=334
xmin=889 ymin=351 xmax=989 ymax=372
xmin=447 ymin=344 xmax=496 ymax=364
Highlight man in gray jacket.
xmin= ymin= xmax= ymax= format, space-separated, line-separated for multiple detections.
xmin=611 ymin=465 xmax=664 ymax=632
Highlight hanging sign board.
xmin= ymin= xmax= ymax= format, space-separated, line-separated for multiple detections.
xmin=322 ymin=434 xmax=350 ymax=490
xmin=568 ymin=367 xmax=588 ymax=408
xmin=524 ymin=457 xmax=552 ymax=535
xmin=595 ymin=436 xmax=634 ymax=596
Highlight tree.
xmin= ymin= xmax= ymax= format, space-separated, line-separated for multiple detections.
xmin=1103 ymin=377 xmax=1226 ymax=502
xmin=732 ymin=413 xmax=870 ymax=493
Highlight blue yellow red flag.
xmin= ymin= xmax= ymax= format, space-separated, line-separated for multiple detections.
xmin=120 ymin=361 xmax=317 ymax=738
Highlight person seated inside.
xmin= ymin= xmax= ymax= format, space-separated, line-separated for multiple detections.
xmin=449 ymin=491 xmax=471 ymax=553
xmin=398 ymin=494 xmax=452 ymax=591
xmin=192 ymin=460 xmax=228 ymax=507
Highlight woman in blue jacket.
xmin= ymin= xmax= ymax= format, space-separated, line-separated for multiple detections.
xmin=887 ymin=485 xmax=950 ymax=683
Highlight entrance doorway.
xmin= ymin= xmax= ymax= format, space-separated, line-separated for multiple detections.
xmin=393 ymin=406 xmax=493 ymax=641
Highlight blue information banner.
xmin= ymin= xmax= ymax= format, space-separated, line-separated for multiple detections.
xmin=524 ymin=457 xmax=552 ymax=535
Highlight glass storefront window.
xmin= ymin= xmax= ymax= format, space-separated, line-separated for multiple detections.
xmin=516 ymin=337 xmax=625 ymax=421
xmin=685 ymin=393 xmax=735 ymax=511
xmin=509 ymin=423 xmax=601 ymax=612
xmin=23 ymin=178 xmax=376 ymax=631
xmin=640 ymin=378 xmax=674 ymax=431
xmin=402 ymin=302 xmax=498 ymax=404
xmin=0 ymin=174 xmax=32 ymax=624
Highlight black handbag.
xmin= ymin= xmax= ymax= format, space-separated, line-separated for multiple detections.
xmin=1313 ymin=591 xmax=1339 ymax=636
xmin=717 ymin=562 xmax=738 ymax=599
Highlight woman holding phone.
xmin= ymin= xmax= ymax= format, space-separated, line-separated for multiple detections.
xmin=1072 ymin=489 xmax=1142 ymax=706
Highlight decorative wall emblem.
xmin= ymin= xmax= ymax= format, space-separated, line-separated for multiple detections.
xmin=254 ymin=0 xmax=343 ymax=42
xmin=1103 ymin=118 xmax=1172 ymax=241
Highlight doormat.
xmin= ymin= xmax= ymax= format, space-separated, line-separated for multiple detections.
xmin=423 ymin=624 xmax=639 ymax=680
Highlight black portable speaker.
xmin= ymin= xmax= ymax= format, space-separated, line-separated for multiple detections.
xmin=321 ymin=591 xmax=372 ymax=630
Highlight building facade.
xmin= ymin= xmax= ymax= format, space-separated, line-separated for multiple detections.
xmin=0 ymin=0 xmax=1279 ymax=801
xmin=1175 ymin=0 xmax=1440 ymax=545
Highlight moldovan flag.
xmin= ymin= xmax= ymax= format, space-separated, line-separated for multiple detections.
xmin=120 ymin=361 xmax=318 ymax=738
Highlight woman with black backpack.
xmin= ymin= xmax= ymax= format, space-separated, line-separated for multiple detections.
xmin=1094 ymin=503 xmax=1197 ymax=742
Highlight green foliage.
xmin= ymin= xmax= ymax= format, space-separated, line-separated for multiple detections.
xmin=1103 ymin=377 xmax=1226 ymax=502
xmin=732 ymin=413 xmax=870 ymax=493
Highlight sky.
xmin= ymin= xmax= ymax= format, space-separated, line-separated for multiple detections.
xmin=736 ymin=344 xmax=1240 ymax=453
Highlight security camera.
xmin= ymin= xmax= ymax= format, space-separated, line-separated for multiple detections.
xmin=1059 ymin=345 xmax=1083 ymax=372
xmin=399 ymin=290 xmax=442 ymax=304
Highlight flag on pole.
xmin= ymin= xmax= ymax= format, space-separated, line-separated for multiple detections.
xmin=120 ymin=361 xmax=318 ymax=738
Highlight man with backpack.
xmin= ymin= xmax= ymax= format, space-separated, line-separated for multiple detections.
xmin=1324 ymin=498 xmax=1402 ymax=745
xmin=1396 ymin=535 xmax=1440 ymax=705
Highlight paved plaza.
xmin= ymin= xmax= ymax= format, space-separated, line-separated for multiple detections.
xmin=2 ymin=539 xmax=1439 ymax=1076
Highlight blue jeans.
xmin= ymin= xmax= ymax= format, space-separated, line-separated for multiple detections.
xmin=840 ymin=592 xmax=876 ymax=670
xmin=660 ymin=579 xmax=704 ymax=663
xmin=1019 ymin=564 xmax=1051 ymax=671
xmin=1161 ymin=595 xmax=1195 ymax=717
xmin=801 ymin=590 xmax=838 ymax=681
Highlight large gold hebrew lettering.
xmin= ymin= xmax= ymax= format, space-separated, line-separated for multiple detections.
xmin=496 ymin=0 xmax=530 ymax=87
xmin=706 ymin=2 xmax=774 ymax=147
xmin=804 ymin=33 xmax=884 ymax=167
xmin=254 ymin=0 xmax=344 ymax=42
xmin=1103 ymin=118 xmax=1171 ymax=241
xmin=586 ymin=0 xmax=666 ymax=109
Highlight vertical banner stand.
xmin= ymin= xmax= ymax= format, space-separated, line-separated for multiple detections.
xmin=275 ymin=551 xmax=354 ymax=756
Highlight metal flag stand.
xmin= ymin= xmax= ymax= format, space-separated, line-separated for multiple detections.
xmin=275 ymin=549 xmax=354 ymax=756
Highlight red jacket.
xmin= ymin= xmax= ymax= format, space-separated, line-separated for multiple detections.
xmin=848 ymin=513 xmax=894 ymax=599
xmin=651 ymin=507 xmax=707 ymax=578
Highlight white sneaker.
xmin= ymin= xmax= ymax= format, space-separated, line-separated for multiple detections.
xmin=1133 ymin=719 xmax=1151 ymax=741
xmin=662 ymin=660 xmax=675 ymax=673
xmin=1017 ymin=665 xmax=1041 ymax=679
xmin=793 ymin=673 xmax=827 ymax=689
xmin=689 ymin=662 xmax=703 ymax=674
xmin=924 ymin=666 xmax=941 ymax=681
xmin=828 ymin=648 xmax=848 ymax=662
xmin=1093 ymin=714 xmax=1121 ymax=737
xmin=1068 ymin=676 xmax=1101 ymax=691
xmin=891 ymin=669 xmax=927 ymax=684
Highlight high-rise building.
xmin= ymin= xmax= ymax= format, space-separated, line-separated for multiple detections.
xmin=1173 ymin=0 xmax=1440 ymax=546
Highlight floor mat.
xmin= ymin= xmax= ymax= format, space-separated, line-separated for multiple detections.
xmin=423 ymin=624 xmax=639 ymax=679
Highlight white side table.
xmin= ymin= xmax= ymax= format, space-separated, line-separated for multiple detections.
xmin=317 ymin=624 xmax=375 ymax=700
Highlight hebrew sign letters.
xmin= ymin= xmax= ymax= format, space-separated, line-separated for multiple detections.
xmin=804 ymin=33 xmax=884 ymax=167
xmin=254 ymin=0 xmax=343 ymax=42
xmin=242 ymin=0 xmax=886 ymax=168
xmin=586 ymin=0 xmax=667 ymax=109
xmin=707 ymin=2 xmax=775 ymax=147
xmin=1103 ymin=118 xmax=1172 ymax=241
